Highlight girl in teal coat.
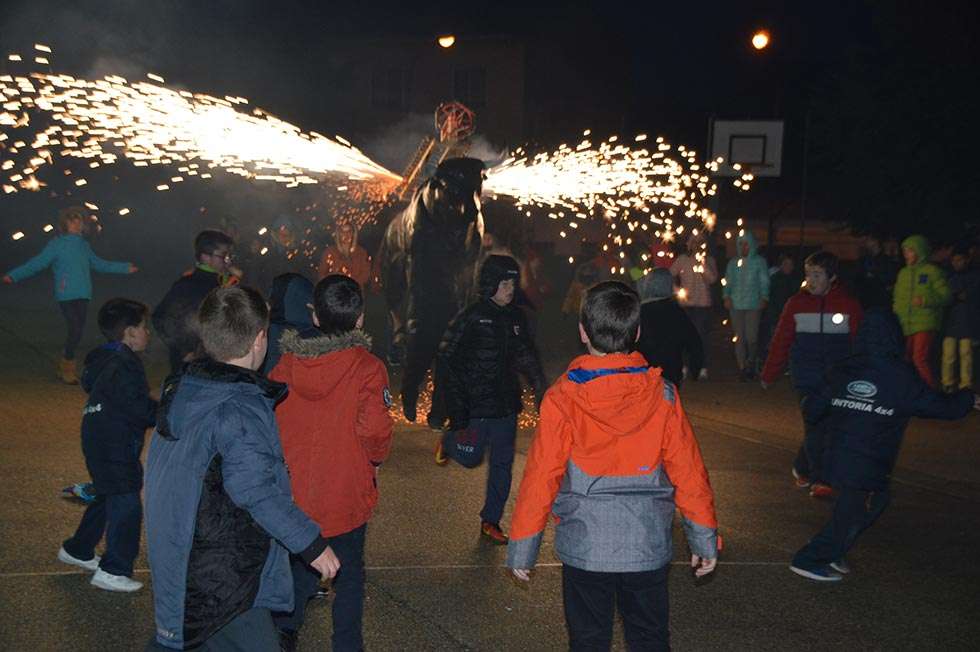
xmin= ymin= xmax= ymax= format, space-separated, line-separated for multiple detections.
xmin=723 ymin=230 xmax=770 ymax=379
xmin=3 ymin=207 xmax=137 ymax=383
xmin=892 ymin=235 xmax=949 ymax=388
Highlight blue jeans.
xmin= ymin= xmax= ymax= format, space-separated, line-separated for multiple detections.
xmin=793 ymin=390 xmax=831 ymax=483
xmin=63 ymin=491 xmax=141 ymax=577
xmin=793 ymin=487 xmax=890 ymax=569
xmin=275 ymin=524 xmax=367 ymax=651
xmin=476 ymin=415 xmax=518 ymax=526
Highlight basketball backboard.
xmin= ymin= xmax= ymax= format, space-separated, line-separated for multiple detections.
xmin=709 ymin=119 xmax=783 ymax=177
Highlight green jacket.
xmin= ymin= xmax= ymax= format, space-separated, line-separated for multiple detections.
xmin=892 ymin=235 xmax=950 ymax=335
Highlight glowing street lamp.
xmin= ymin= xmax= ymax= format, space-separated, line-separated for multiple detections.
xmin=437 ymin=35 xmax=456 ymax=49
xmin=751 ymin=30 xmax=770 ymax=51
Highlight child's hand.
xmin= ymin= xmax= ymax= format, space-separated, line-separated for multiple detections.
xmin=691 ymin=555 xmax=717 ymax=577
xmin=511 ymin=568 xmax=531 ymax=582
xmin=311 ymin=546 xmax=341 ymax=579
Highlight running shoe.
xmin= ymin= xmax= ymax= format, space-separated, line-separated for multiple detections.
xmin=480 ymin=521 xmax=509 ymax=545
xmin=789 ymin=564 xmax=843 ymax=582
xmin=434 ymin=440 xmax=448 ymax=466
xmin=791 ymin=468 xmax=811 ymax=489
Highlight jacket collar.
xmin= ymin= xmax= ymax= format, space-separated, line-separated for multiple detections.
xmin=183 ymin=358 xmax=286 ymax=401
xmin=279 ymin=328 xmax=371 ymax=358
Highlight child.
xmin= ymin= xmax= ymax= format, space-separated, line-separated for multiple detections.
xmin=2 ymin=206 xmax=137 ymax=383
xmin=942 ymin=244 xmax=979 ymax=392
xmin=317 ymin=222 xmax=373 ymax=287
xmin=790 ymin=308 xmax=977 ymax=581
xmin=761 ymin=253 xmax=803 ymax=362
xmin=269 ymin=274 xmax=393 ymax=651
xmin=152 ymin=229 xmax=239 ymax=373
xmin=892 ymin=235 xmax=950 ymax=388
xmin=57 ymin=298 xmax=156 ymax=592
xmin=144 ymin=286 xmax=340 ymax=651
xmin=507 ymin=281 xmax=718 ymax=650
xmin=722 ymin=230 xmax=770 ymax=380
xmin=635 ymin=267 xmax=704 ymax=386
xmin=670 ymin=233 xmax=718 ymax=379
xmin=761 ymin=251 xmax=863 ymax=497
xmin=435 ymin=255 xmax=547 ymax=544
xmin=261 ymin=273 xmax=318 ymax=375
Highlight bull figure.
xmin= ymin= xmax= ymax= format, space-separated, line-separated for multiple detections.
xmin=378 ymin=157 xmax=486 ymax=422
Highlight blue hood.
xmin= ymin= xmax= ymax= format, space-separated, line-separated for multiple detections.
xmin=269 ymin=273 xmax=314 ymax=330
xmin=854 ymin=308 xmax=904 ymax=359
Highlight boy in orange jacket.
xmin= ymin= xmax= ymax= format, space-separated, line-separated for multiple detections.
xmin=508 ymin=281 xmax=719 ymax=651
xmin=269 ymin=274 xmax=394 ymax=651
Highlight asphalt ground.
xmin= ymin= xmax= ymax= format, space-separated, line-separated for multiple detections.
xmin=1 ymin=272 xmax=978 ymax=651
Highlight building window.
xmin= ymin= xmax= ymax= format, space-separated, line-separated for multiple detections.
xmin=372 ymin=68 xmax=407 ymax=110
xmin=453 ymin=68 xmax=486 ymax=108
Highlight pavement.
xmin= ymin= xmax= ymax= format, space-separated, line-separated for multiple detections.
xmin=1 ymin=272 xmax=979 ymax=651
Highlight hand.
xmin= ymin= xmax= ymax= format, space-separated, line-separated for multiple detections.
xmin=310 ymin=546 xmax=341 ymax=579
xmin=723 ymin=298 xmax=732 ymax=311
xmin=511 ymin=568 xmax=531 ymax=582
xmin=912 ymin=295 xmax=924 ymax=307
xmin=128 ymin=264 xmax=139 ymax=274
xmin=2 ymin=275 xmax=12 ymax=285
xmin=691 ymin=555 xmax=717 ymax=577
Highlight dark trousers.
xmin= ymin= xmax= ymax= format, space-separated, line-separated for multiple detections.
xmin=401 ymin=320 xmax=447 ymax=410
xmin=562 ymin=563 xmax=670 ymax=652
xmin=58 ymin=299 xmax=88 ymax=360
xmin=146 ymin=608 xmax=279 ymax=651
xmin=793 ymin=487 xmax=890 ymax=570
xmin=685 ymin=306 xmax=712 ymax=367
xmin=275 ymin=524 xmax=367 ymax=652
xmin=793 ymin=390 xmax=831 ymax=483
xmin=63 ymin=492 xmax=141 ymax=576
xmin=477 ymin=415 xmax=518 ymax=526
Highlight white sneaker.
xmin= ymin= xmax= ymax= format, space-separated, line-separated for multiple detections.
xmin=91 ymin=568 xmax=142 ymax=592
xmin=58 ymin=546 xmax=100 ymax=571
xmin=698 ymin=368 xmax=709 ymax=381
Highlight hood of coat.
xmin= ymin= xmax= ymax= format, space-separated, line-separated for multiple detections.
xmin=156 ymin=358 xmax=286 ymax=441
xmin=854 ymin=307 xmax=904 ymax=359
xmin=81 ymin=342 xmax=135 ymax=393
xmin=268 ymin=273 xmax=314 ymax=330
xmin=901 ymin=235 xmax=930 ymax=264
xmin=274 ymin=328 xmax=372 ymax=400
xmin=558 ymin=351 xmax=666 ymax=439
xmin=735 ymin=230 xmax=759 ymax=258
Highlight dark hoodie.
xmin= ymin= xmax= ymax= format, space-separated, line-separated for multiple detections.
xmin=80 ymin=342 xmax=156 ymax=495
xmin=436 ymin=255 xmax=546 ymax=427
xmin=262 ymin=273 xmax=318 ymax=375
xmin=803 ymin=309 xmax=974 ymax=491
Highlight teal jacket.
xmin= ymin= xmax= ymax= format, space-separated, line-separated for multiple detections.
xmin=723 ymin=231 xmax=770 ymax=310
xmin=5 ymin=234 xmax=131 ymax=301
xmin=892 ymin=235 xmax=950 ymax=335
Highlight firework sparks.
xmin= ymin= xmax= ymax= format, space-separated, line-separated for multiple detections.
xmin=0 ymin=49 xmax=401 ymax=201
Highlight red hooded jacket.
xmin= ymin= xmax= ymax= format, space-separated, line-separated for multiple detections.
xmin=270 ymin=329 xmax=393 ymax=537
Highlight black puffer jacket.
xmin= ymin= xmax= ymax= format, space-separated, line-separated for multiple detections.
xmin=80 ymin=342 xmax=157 ymax=495
xmin=804 ymin=309 xmax=974 ymax=491
xmin=152 ymin=266 xmax=224 ymax=360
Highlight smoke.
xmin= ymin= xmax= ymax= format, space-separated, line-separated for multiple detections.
xmin=363 ymin=112 xmax=509 ymax=175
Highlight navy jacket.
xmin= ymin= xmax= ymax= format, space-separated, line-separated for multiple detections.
xmin=80 ymin=342 xmax=157 ymax=495
xmin=145 ymin=360 xmax=327 ymax=649
xmin=635 ymin=297 xmax=703 ymax=387
xmin=262 ymin=273 xmax=319 ymax=375
xmin=803 ymin=309 xmax=974 ymax=492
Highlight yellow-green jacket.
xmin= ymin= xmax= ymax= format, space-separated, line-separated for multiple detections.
xmin=892 ymin=235 xmax=950 ymax=335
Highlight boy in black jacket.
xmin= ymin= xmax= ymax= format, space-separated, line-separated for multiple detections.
xmin=433 ymin=255 xmax=547 ymax=544
xmin=153 ymin=230 xmax=239 ymax=372
xmin=789 ymin=308 xmax=978 ymax=582
xmin=58 ymin=298 xmax=157 ymax=592
xmin=635 ymin=267 xmax=704 ymax=386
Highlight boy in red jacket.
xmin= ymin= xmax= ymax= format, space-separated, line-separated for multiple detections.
xmin=508 ymin=281 xmax=718 ymax=651
xmin=269 ymin=274 xmax=394 ymax=651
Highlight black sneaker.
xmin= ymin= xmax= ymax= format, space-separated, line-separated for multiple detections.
xmin=402 ymin=394 xmax=417 ymax=422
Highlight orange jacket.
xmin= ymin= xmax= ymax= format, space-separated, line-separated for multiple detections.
xmin=318 ymin=245 xmax=372 ymax=287
xmin=507 ymin=351 xmax=718 ymax=572
xmin=270 ymin=329 xmax=393 ymax=537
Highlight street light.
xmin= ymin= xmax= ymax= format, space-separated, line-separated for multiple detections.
xmin=437 ymin=35 xmax=456 ymax=49
xmin=751 ymin=30 xmax=770 ymax=50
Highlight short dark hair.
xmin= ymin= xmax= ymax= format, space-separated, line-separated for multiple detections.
xmin=804 ymin=251 xmax=839 ymax=278
xmin=313 ymin=274 xmax=363 ymax=336
xmin=580 ymin=281 xmax=640 ymax=354
xmin=98 ymin=298 xmax=148 ymax=342
xmin=194 ymin=229 xmax=234 ymax=260
xmin=198 ymin=286 xmax=268 ymax=361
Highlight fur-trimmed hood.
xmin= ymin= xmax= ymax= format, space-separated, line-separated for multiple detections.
xmin=273 ymin=328 xmax=375 ymax=400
